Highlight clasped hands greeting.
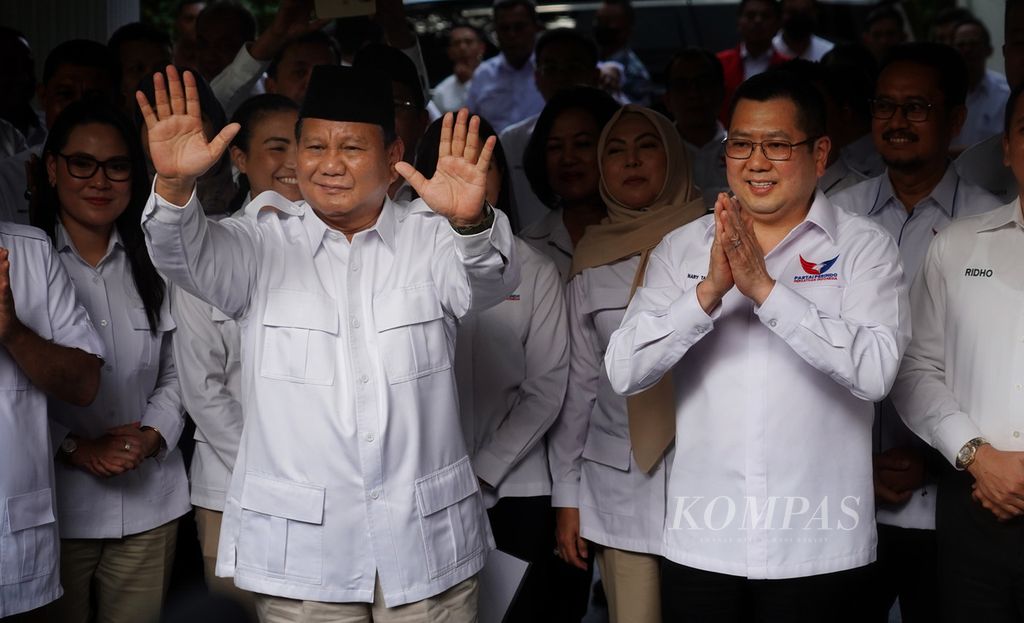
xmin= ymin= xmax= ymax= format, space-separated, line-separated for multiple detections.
xmin=68 ymin=423 xmax=162 ymax=478
xmin=138 ymin=66 xmax=495 ymax=227
xmin=696 ymin=193 xmax=776 ymax=314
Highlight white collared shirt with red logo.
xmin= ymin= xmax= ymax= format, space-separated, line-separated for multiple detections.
xmin=605 ymin=190 xmax=910 ymax=579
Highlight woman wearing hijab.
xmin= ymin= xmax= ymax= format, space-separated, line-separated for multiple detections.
xmin=548 ymin=104 xmax=706 ymax=623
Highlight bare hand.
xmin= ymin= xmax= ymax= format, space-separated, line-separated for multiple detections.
xmin=136 ymin=66 xmax=240 ymax=202
xmin=968 ymin=445 xmax=1024 ymax=521
xmin=251 ymin=0 xmax=330 ymax=61
xmin=873 ymin=447 xmax=925 ymax=505
xmin=395 ymin=109 xmax=496 ymax=228
xmin=719 ymin=197 xmax=774 ymax=304
xmin=108 ymin=422 xmax=162 ymax=460
xmin=70 ymin=435 xmax=144 ymax=477
xmin=0 ymin=248 xmax=25 ymax=346
xmin=555 ymin=507 xmax=589 ymax=570
xmin=696 ymin=193 xmax=736 ymax=313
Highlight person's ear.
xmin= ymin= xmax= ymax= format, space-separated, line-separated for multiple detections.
xmin=230 ymin=145 xmax=247 ymax=174
xmin=387 ymin=137 xmax=405 ymax=184
xmin=45 ymin=152 xmax=57 ymax=186
xmin=813 ymin=135 xmax=832 ymax=178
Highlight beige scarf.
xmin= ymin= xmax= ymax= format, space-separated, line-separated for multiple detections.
xmin=571 ymin=104 xmax=707 ymax=473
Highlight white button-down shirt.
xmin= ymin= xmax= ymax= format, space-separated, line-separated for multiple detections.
xmin=520 ymin=208 xmax=574 ymax=281
xmin=465 ymin=53 xmax=545 ymax=133
xmin=142 ymin=188 xmax=518 ymax=606
xmin=171 ymin=285 xmax=242 ymax=511
xmin=771 ymin=32 xmax=834 ymax=61
xmin=606 ymin=191 xmax=910 ymax=578
xmin=957 ymin=70 xmax=1011 ymax=150
xmin=956 ymin=132 xmax=1018 ymax=204
xmin=500 ymin=114 xmax=545 ymax=232
xmin=432 ymin=74 xmax=472 ymax=114
xmin=0 ymin=145 xmax=40 ymax=225
xmin=831 ymin=166 xmax=1001 ymax=529
xmin=457 ymin=240 xmax=567 ymax=507
xmin=0 ymin=223 xmax=103 ymax=618
xmin=549 ymin=256 xmax=671 ymax=555
xmin=820 ymin=156 xmax=867 ymax=197
xmin=892 ymin=200 xmax=1024 ymax=466
xmin=48 ymin=225 xmax=189 ymax=539
xmin=841 ymin=134 xmax=885 ymax=179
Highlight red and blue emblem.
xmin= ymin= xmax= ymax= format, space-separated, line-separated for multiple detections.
xmin=795 ymin=254 xmax=840 ymax=282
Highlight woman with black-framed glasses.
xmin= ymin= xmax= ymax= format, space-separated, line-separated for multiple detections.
xmin=28 ymin=98 xmax=188 ymax=623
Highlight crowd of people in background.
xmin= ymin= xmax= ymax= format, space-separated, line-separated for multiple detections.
xmin=1 ymin=0 xmax=1023 ymax=622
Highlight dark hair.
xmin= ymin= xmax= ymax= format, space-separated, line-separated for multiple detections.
xmin=664 ymin=47 xmax=724 ymax=90
xmin=524 ymin=86 xmax=620 ymax=209
xmin=197 ymin=1 xmax=257 ymax=42
xmin=42 ymin=39 xmax=120 ymax=87
xmin=931 ymin=6 xmax=974 ymax=31
xmin=535 ymin=28 xmax=598 ymax=67
xmin=1006 ymin=80 xmax=1024 ymax=137
xmin=494 ymin=0 xmax=538 ymax=21
xmin=108 ymin=22 xmax=173 ymax=58
xmin=864 ymin=6 xmax=904 ymax=32
xmin=353 ymin=43 xmax=425 ymax=110
xmin=953 ymin=17 xmax=991 ymax=47
xmin=228 ymin=94 xmax=299 ymax=211
xmin=413 ymin=115 xmax=516 ymax=228
xmin=32 ymin=98 xmax=165 ymax=332
xmin=447 ymin=22 xmax=485 ymax=44
xmin=267 ymin=31 xmax=340 ymax=80
xmin=738 ymin=0 xmax=780 ymax=17
xmin=134 ymin=66 xmax=226 ymax=135
xmin=819 ymin=44 xmax=877 ymax=123
xmin=176 ymin=0 xmax=206 ymax=16
xmin=729 ymin=69 xmax=827 ymax=139
xmin=601 ymin=0 xmax=635 ymax=23
xmin=879 ymin=42 xmax=969 ymax=108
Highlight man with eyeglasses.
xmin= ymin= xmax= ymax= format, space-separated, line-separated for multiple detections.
xmin=605 ymin=69 xmax=908 ymax=623
xmin=829 ymin=42 xmax=1001 ymax=623
xmin=465 ymin=0 xmax=545 ymax=133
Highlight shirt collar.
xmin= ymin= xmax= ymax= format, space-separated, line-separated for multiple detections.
xmin=521 ymin=208 xmax=573 ymax=256
xmin=975 ymin=198 xmax=1024 ymax=233
xmin=55 ymin=220 xmax=123 ymax=261
xmin=500 ymin=52 xmax=535 ymax=73
xmin=870 ymin=164 xmax=959 ymax=217
xmin=702 ymin=190 xmax=837 ymax=244
xmin=740 ymin=43 xmax=775 ymax=61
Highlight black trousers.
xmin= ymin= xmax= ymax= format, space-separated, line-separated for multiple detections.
xmin=487 ymin=496 xmax=593 ymax=623
xmin=937 ymin=468 xmax=1024 ymax=623
xmin=865 ymin=523 xmax=939 ymax=622
xmin=660 ymin=558 xmax=873 ymax=623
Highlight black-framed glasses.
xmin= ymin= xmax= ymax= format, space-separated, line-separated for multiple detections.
xmin=869 ymin=98 xmax=933 ymax=122
xmin=58 ymin=153 xmax=132 ymax=182
xmin=723 ymin=137 xmax=819 ymax=161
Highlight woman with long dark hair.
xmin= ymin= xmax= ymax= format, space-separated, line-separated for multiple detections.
xmin=31 ymin=97 xmax=187 ymax=623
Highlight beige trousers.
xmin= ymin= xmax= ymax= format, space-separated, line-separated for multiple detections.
xmin=194 ymin=507 xmax=256 ymax=620
xmin=596 ymin=547 xmax=661 ymax=623
xmin=41 ymin=519 xmax=179 ymax=623
xmin=254 ymin=575 xmax=478 ymax=623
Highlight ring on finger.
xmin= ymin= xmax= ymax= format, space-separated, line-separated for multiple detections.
xmin=123 ymin=441 xmax=132 ymax=452
xmin=732 ymin=240 xmax=742 ymax=249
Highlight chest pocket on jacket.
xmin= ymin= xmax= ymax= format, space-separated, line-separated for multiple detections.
xmin=260 ymin=290 xmax=338 ymax=386
xmin=129 ymin=306 xmax=176 ymax=367
xmin=374 ymin=284 xmax=449 ymax=384
xmin=0 ymin=488 xmax=58 ymax=585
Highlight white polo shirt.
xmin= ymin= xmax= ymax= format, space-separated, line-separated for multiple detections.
xmin=891 ymin=200 xmax=1024 ymax=466
xmin=831 ymin=165 xmax=1001 ymax=529
xmin=606 ymin=191 xmax=910 ymax=579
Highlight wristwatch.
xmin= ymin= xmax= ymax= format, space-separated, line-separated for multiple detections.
xmin=59 ymin=436 xmax=78 ymax=456
xmin=955 ymin=437 xmax=988 ymax=470
xmin=450 ymin=201 xmax=495 ymax=236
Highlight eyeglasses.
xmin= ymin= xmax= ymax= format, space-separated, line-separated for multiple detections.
xmin=869 ymin=98 xmax=933 ymax=122
xmin=723 ymin=137 xmax=819 ymax=161
xmin=58 ymin=153 xmax=132 ymax=182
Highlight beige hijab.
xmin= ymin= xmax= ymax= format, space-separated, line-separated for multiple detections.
xmin=572 ymin=104 xmax=706 ymax=473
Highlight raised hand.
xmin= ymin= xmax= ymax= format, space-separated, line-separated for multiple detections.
xmin=251 ymin=0 xmax=331 ymax=61
xmin=136 ymin=66 xmax=240 ymax=204
xmin=395 ymin=109 xmax=496 ymax=228
xmin=720 ymin=195 xmax=775 ymax=305
xmin=696 ymin=194 xmax=736 ymax=314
